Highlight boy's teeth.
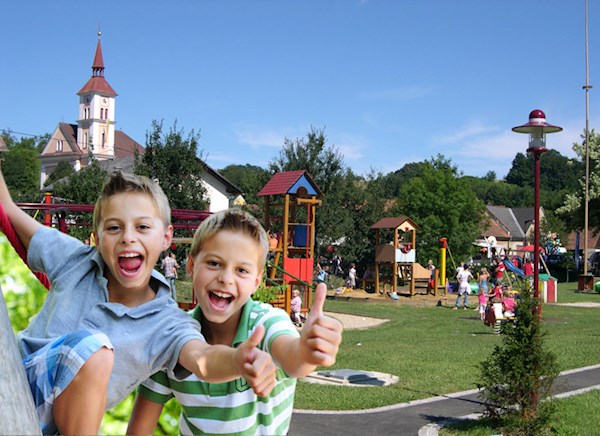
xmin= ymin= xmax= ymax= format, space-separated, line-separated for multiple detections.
xmin=120 ymin=253 xmax=139 ymax=258
xmin=212 ymin=291 xmax=232 ymax=299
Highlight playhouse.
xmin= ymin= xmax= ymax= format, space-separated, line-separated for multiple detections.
xmin=257 ymin=170 xmax=322 ymax=314
xmin=371 ymin=216 xmax=428 ymax=297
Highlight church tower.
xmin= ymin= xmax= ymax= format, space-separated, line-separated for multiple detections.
xmin=39 ymin=32 xmax=143 ymax=188
xmin=76 ymin=31 xmax=118 ymax=161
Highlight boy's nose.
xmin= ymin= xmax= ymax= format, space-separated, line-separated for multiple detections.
xmin=121 ymin=227 xmax=137 ymax=243
xmin=218 ymin=269 xmax=234 ymax=284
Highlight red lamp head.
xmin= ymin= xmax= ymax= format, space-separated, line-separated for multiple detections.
xmin=512 ymin=109 xmax=562 ymax=151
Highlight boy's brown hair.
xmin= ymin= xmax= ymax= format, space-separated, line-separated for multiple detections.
xmin=189 ymin=209 xmax=269 ymax=269
xmin=93 ymin=171 xmax=171 ymax=232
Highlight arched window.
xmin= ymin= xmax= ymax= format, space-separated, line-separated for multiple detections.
xmin=102 ymin=132 xmax=105 ymax=148
xmin=56 ymin=140 xmax=63 ymax=152
xmin=83 ymin=132 xmax=88 ymax=149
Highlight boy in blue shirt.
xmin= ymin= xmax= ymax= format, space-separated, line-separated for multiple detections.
xmin=127 ymin=208 xmax=343 ymax=435
xmin=0 ymin=171 xmax=276 ymax=435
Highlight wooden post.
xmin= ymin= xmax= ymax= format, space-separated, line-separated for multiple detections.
xmin=0 ymin=285 xmax=41 ymax=435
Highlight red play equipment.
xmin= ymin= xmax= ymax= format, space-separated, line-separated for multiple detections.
xmin=258 ymin=170 xmax=323 ymax=315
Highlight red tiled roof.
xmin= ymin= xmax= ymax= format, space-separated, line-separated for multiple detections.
xmin=77 ymin=76 xmax=117 ymax=96
xmin=565 ymin=230 xmax=600 ymax=251
xmin=371 ymin=216 xmax=419 ymax=230
xmin=257 ymin=170 xmax=322 ymax=197
xmin=114 ymin=131 xmax=144 ymax=157
xmin=481 ymin=213 xmax=511 ymax=239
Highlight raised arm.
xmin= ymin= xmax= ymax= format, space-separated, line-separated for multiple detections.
xmin=271 ymin=283 xmax=343 ymax=378
xmin=178 ymin=325 xmax=277 ymax=397
xmin=0 ymin=169 xmax=41 ymax=248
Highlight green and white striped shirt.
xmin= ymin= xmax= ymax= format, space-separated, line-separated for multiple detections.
xmin=139 ymin=299 xmax=300 ymax=435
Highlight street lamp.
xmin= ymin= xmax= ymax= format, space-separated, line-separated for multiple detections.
xmin=512 ymin=109 xmax=562 ymax=319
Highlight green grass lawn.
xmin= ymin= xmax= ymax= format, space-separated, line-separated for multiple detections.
xmin=291 ymin=281 xmax=600 ymax=411
xmin=440 ymin=389 xmax=600 ymax=435
xmin=173 ymin=277 xmax=600 ymax=432
xmin=123 ymin=278 xmax=600 ymax=434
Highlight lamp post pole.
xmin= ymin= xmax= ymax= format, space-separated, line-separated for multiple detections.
xmin=531 ymin=147 xmax=544 ymax=318
xmin=513 ymin=110 xmax=562 ymax=320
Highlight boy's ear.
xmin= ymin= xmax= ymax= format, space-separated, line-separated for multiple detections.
xmin=162 ymin=224 xmax=174 ymax=250
xmin=250 ymin=269 xmax=263 ymax=295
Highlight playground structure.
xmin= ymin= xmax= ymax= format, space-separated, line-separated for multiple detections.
xmin=371 ymin=216 xmax=433 ymax=297
xmin=258 ymin=170 xmax=322 ymax=316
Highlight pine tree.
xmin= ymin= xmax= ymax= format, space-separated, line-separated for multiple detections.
xmin=478 ymin=283 xmax=559 ymax=435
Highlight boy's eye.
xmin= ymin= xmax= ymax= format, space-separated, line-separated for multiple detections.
xmin=106 ymin=225 xmax=121 ymax=231
xmin=207 ymin=260 xmax=220 ymax=267
xmin=138 ymin=224 xmax=151 ymax=230
xmin=237 ymin=267 xmax=249 ymax=274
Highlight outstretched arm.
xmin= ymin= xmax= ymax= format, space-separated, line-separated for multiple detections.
xmin=127 ymin=395 xmax=164 ymax=436
xmin=0 ymin=169 xmax=41 ymax=248
xmin=178 ymin=325 xmax=277 ymax=397
xmin=271 ymin=283 xmax=343 ymax=378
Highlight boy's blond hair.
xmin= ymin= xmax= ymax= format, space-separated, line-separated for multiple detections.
xmin=93 ymin=171 xmax=171 ymax=232
xmin=189 ymin=209 xmax=269 ymax=269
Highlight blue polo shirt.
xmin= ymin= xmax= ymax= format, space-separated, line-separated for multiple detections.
xmin=18 ymin=226 xmax=203 ymax=408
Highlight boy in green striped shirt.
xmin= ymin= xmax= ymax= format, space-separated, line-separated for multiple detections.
xmin=128 ymin=209 xmax=343 ymax=435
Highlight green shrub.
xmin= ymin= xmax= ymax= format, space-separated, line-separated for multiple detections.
xmin=478 ymin=283 xmax=559 ymax=435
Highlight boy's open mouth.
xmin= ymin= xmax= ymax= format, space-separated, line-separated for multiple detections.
xmin=118 ymin=253 xmax=144 ymax=274
xmin=209 ymin=290 xmax=233 ymax=310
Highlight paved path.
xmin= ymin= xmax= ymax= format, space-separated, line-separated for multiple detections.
xmin=289 ymin=364 xmax=600 ymax=435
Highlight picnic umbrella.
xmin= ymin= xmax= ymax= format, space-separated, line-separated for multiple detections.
xmin=518 ymin=245 xmax=544 ymax=252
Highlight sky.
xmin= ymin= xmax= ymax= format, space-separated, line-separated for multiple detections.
xmin=1 ymin=0 xmax=598 ymax=179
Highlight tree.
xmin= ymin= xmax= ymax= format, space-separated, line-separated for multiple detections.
xmin=380 ymin=162 xmax=427 ymax=198
xmin=44 ymin=161 xmax=76 ymax=187
xmin=218 ymin=164 xmax=271 ymax=212
xmin=135 ymin=120 xmax=207 ymax=211
xmin=52 ymin=159 xmax=108 ymax=205
xmin=479 ymin=284 xmax=558 ymax=434
xmin=391 ymin=155 xmax=486 ymax=272
xmin=1 ymin=132 xmax=45 ymax=202
xmin=557 ymin=129 xmax=600 ymax=230
xmin=506 ymin=150 xmax=582 ymax=192
xmin=269 ymin=126 xmax=345 ymax=195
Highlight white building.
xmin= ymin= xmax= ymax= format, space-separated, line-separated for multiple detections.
xmin=39 ymin=33 xmax=240 ymax=212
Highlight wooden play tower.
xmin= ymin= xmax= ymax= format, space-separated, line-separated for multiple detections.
xmin=371 ymin=216 xmax=421 ymax=296
xmin=257 ymin=170 xmax=322 ymax=314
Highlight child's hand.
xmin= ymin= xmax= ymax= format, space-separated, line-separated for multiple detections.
xmin=299 ymin=282 xmax=343 ymax=367
xmin=234 ymin=325 xmax=277 ymax=397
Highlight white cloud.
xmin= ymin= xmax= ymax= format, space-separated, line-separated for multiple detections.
xmin=434 ymin=120 xmax=495 ymax=144
xmin=234 ymin=128 xmax=285 ymax=148
xmin=335 ymin=134 xmax=367 ymax=161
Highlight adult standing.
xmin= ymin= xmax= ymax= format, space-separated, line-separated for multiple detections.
xmin=454 ymin=264 xmax=473 ymax=310
xmin=332 ymin=254 xmax=342 ymax=276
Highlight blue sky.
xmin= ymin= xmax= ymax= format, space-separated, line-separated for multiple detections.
xmin=1 ymin=1 xmax=597 ymax=178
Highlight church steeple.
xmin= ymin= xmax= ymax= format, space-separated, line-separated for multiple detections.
xmin=76 ymin=31 xmax=117 ymax=160
xmin=92 ymin=33 xmax=106 ymax=76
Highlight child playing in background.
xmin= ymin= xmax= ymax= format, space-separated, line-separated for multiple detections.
xmin=502 ymin=289 xmax=516 ymax=318
xmin=0 ymin=170 xmax=275 ymax=435
xmin=477 ymin=286 xmax=488 ymax=321
xmin=291 ymin=289 xmax=303 ymax=327
xmin=347 ymin=262 xmax=357 ymax=289
xmin=128 ymin=209 xmax=343 ymax=436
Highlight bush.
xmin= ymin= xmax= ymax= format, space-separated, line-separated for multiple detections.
xmin=478 ymin=283 xmax=559 ymax=435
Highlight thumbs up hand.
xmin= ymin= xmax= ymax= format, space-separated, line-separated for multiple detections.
xmin=235 ymin=324 xmax=277 ymax=397
xmin=298 ymin=282 xmax=343 ymax=367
